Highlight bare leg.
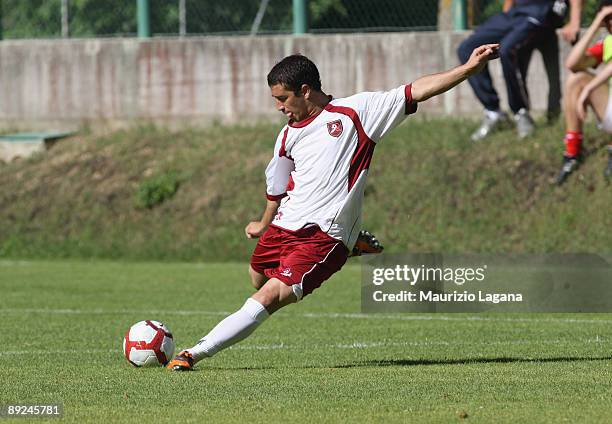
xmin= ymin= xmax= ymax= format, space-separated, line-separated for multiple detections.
xmin=556 ymin=71 xmax=610 ymax=185
xmin=248 ymin=265 xmax=267 ymax=290
xmin=564 ymin=71 xmax=609 ymax=131
xmin=251 ymin=277 xmax=297 ymax=314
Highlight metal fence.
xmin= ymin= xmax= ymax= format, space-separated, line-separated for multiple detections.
xmin=0 ymin=0 xmax=601 ymax=40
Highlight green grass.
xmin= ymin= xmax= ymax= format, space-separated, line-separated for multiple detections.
xmin=1 ymin=260 xmax=612 ymax=423
xmin=0 ymin=118 xmax=610 ymax=261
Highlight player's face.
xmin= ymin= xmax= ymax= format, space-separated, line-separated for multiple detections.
xmin=270 ymin=84 xmax=309 ymax=122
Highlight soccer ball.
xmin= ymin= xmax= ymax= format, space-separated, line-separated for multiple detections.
xmin=123 ymin=320 xmax=175 ymax=367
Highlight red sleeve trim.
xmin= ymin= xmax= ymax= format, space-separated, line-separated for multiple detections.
xmin=405 ymin=84 xmax=418 ymax=115
xmin=586 ymin=42 xmax=604 ymax=67
xmin=266 ymin=192 xmax=287 ymax=201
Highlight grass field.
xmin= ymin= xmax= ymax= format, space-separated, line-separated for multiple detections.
xmin=1 ymin=260 xmax=612 ymax=423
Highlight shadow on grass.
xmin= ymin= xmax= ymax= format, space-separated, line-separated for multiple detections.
xmin=203 ymin=355 xmax=612 ymax=371
xmin=334 ymin=355 xmax=612 ymax=368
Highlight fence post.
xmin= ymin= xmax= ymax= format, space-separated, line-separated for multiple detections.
xmin=179 ymin=0 xmax=186 ymax=37
xmin=293 ymin=0 xmax=308 ymax=35
xmin=452 ymin=0 xmax=467 ymax=30
xmin=61 ymin=0 xmax=70 ymax=38
xmin=137 ymin=0 xmax=151 ymax=38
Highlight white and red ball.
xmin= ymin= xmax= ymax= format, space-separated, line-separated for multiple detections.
xmin=123 ymin=320 xmax=175 ymax=367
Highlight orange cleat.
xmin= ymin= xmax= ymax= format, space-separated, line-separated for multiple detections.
xmin=350 ymin=230 xmax=384 ymax=257
xmin=166 ymin=350 xmax=195 ymax=371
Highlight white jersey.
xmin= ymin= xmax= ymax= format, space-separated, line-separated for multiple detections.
xmin=265 ymin=84 xmax=417 ymax=249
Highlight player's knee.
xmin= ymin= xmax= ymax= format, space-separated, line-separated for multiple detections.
xmin=252 ymin=278 xmax=297 ymax=314
xmin=564 ymin=72 xmax=592 ymax=108
xmin=565 ymin=71 xmax=591 ymax=91
xmin=248 ymin=266 xmax=266 ymax=290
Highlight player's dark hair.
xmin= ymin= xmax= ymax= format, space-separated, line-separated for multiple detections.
xmin=267 ymin=54 xmax=322 ymax=95
xmin=599 ymin=0 xmax=612 ymax=10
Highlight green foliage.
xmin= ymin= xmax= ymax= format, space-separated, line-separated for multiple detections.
xmin=310 ymin=0 xmax=348 ymax=22
xmin=135 ymin=171 xmax=182 ymax=209
xmin=309 ymin=0 xmax=436 ymax=32
xmin=0 ymin=0 xmax=604 ymax=39
xmin=583 ymin=0 xmax=601 ymax=25
xmin=1 ymin=0 xmax=62 ymax=38
xmin=478 ymin=0 xmax=503 ymax=24
xmin=1 ymin=0 xmax=436 ymax=38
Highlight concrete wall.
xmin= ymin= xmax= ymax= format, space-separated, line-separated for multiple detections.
xmin=0 ymin=32 xmax=571 ymax=129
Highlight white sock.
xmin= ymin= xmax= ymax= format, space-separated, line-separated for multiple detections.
xmin=186 ymin=298 xmax=269 ymax=362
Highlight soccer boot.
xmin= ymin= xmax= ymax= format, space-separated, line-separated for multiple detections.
xmin=471 ymin=110 xmax=509 ymax=141
xmin=555 ymin=155 xmax=580 ymax=186
xmin=166 ymin=350 xmax=194 ymax=371
xmin=514 ymin=108 xmax=535 ymax=139
xmin=350 ymin=230 xmax=384 ymax=257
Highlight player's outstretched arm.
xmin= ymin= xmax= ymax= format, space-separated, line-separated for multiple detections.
xmin=245 ymin=199 xmax=281 ymax=238
xmin=411 ymin=44 xmax=499 ymax=103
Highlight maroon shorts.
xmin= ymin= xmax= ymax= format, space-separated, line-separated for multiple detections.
xmin=250 ymin=225 xmax=349 ymax=300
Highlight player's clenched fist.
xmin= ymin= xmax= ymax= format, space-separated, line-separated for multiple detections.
xmin=245 ymin=221 xmax=267 ymax=239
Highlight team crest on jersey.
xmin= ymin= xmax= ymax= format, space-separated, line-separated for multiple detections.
xmin=327 ymin=120 xmax=343 ymax=137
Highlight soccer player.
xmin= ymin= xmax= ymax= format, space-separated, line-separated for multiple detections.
xmin=167 ymin=44 xmax=500 ymax=371
xmin=555 ymin=1 xmax=612 ymax=184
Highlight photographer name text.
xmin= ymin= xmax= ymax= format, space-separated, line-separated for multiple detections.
xmin=372 ymin=290 xmax=523 ymax=303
